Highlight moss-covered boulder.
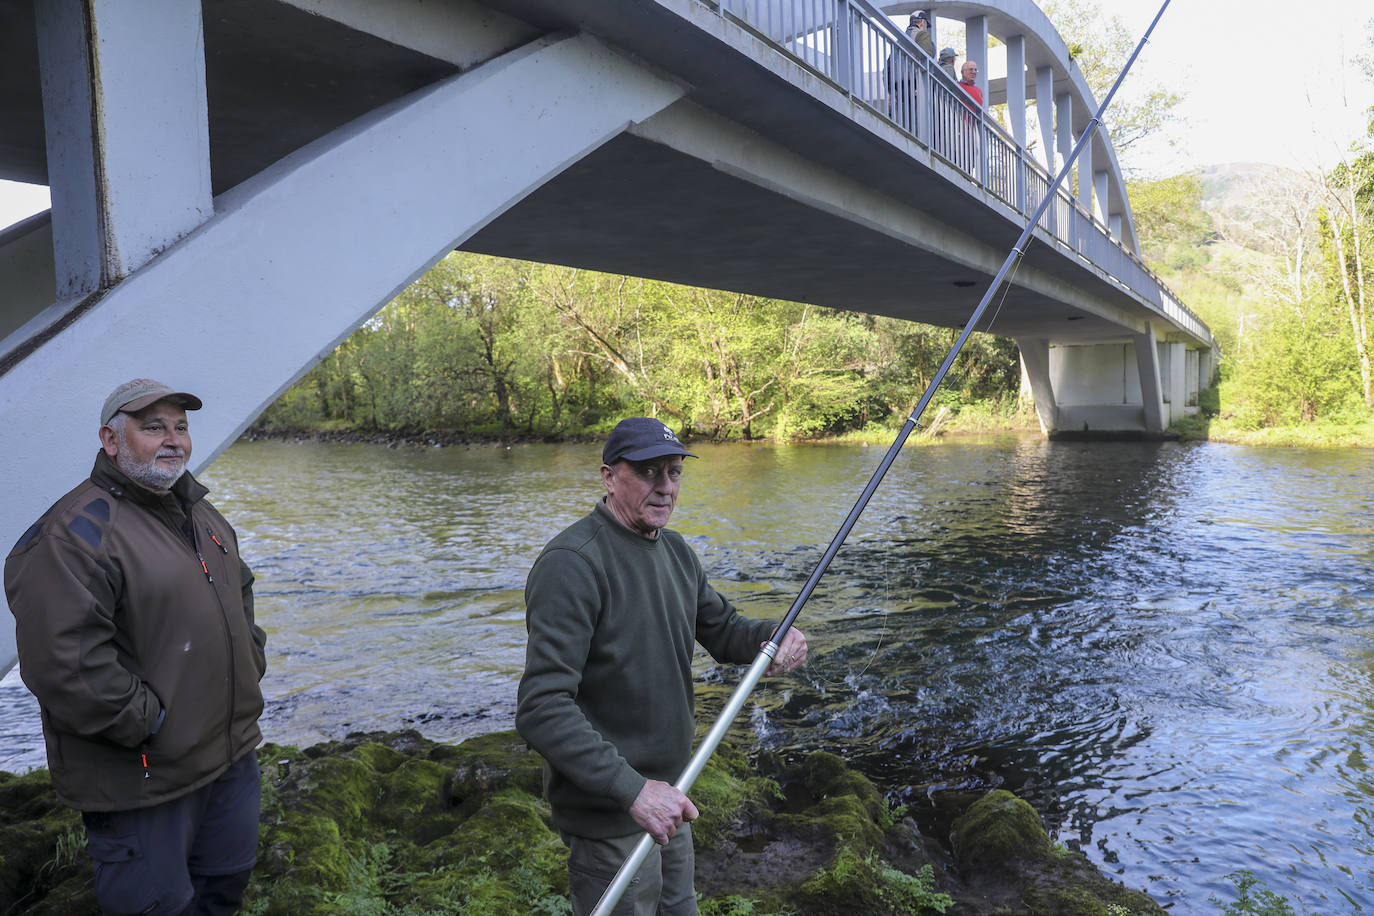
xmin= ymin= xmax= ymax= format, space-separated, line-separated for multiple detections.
xmin=948 ymin=789 xmax=1165 ymax=915
xmin=247 ymin=729 xmax=567 ymax=915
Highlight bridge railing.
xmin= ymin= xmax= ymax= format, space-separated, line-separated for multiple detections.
xmin=709 ymin=0 xmax=1207 ymax=342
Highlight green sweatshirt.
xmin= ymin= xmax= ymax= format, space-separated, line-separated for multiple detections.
xmin=516 ymin=501 xmax=772 ymax=838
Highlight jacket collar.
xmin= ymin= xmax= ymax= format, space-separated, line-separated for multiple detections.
xmin=90 ymin=449 xmax=209 ymax=508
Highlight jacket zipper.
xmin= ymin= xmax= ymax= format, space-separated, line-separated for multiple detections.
xmin=199 ymin=524 xmax=238 ymax=766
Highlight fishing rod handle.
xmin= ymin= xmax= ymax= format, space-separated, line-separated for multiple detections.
xmin=589 ymin=643 xmax=779 ymax=915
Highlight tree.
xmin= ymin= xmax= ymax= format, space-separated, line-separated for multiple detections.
xmin=1320 ymin=154 xmax=1374 ymax=408
xmin=1127 ymin=171 xmax=1216 ymax=269
xmin=1040 ymin=0 xmax=1185 ymax=168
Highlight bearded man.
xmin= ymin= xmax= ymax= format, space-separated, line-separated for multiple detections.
xmin=5 ymin=378 xmax=267 ymax=916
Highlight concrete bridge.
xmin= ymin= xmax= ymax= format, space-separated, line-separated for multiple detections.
xmin=0 ymin=0 xmax=1212 ymax=670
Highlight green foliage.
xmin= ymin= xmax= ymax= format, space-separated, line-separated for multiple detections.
xmin=257 ymin=253 xmax=1020 ymax=442
xmin=1208 ymin=870 xmax=1298 ymax=916
xmin=699 ymin=894 xmax=796 ymax=916
xmin=1221 ymin=296 xmax=1362 ymax=426
xmin=798 ymin=849 xmax=952 ymax=914
xmin=1129 ymin=172 xmax=1217 ymax=267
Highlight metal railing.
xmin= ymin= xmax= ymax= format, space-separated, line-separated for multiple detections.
xmin=709 ymin=0 xmax=1208 ymax=343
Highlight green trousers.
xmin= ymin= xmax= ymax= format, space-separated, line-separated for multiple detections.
xmin=563 ymin=824 xmax=696 ymax=915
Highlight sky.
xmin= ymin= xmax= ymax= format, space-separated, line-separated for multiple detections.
xmin=1091 ymin=0 xmax=1374 ymax=176
xmin=2 ymin=0 xmax=1373 ymax=227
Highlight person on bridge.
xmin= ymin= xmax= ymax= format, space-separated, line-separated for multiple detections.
xmin=516 ymin=417 xmax=808 ymax=915
xmin=5 ymin=379 xmax=267 ymax=916
xmin=958 ymin=59 xmax=984 ymax=109
xmin=884 ymin=11 xmax=933 ymax=131
xmin=938 ymin=46 xmax=958 ymax=82
xmin=906 ymin=10 xmax=934 ymax=59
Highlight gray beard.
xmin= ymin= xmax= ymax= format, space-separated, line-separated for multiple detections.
xmin=115 ymin=449 xmax=186 ymax=491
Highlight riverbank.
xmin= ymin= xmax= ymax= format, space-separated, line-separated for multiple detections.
xmin=245 ymin=399 xmax=1374 ymax=450
xmin=1 ymin=729 xmax=1167 ymax=915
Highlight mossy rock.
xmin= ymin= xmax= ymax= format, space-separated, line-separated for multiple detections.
xmin=0 ymin=768 xmax=96 ymax=914
xmin=3 ymin=732 xmax=1166 ymax=916
xmin=949 ymin=790 xmax=1165 ymax=916
xmin=245 ymin=729 xmax=567 ymax=916
xmin=950 ymin=789 xmax=1054 ymax=875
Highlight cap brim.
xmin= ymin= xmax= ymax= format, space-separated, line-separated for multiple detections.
xmin=617 ymin=444 xmax=698 ymax=462
xmin=119 ymin=391 xmax=203 ymax=416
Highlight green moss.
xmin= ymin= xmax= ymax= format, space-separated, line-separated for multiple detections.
xmin=690 ymin=744 xmax=785 ymax=852
xmin=951 ymin=789 xmax=1053 ymax=874
xmin=1022 ymin=881 xmax=1164 ymax=916
xmin=245 ymin=731 xmax=569 ymax=916
xmin=797 ymin=848 xmax=952 ymax=915
xmin=0 ymin=768 xmax=94 ymax=914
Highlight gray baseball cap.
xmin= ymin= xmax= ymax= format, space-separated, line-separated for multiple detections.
xmin=101 ymin=378 xmax=202 ymax=425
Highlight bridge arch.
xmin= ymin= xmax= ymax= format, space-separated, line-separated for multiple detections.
xmin=883 ymin=0 xmax=1142 ymax=252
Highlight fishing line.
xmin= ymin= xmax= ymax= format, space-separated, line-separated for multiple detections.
xmin=591 ymin=3 xmax=1173 ymax=910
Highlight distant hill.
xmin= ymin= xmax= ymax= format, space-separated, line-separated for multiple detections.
xmin=1196 ymin=162 xmax=1305 ymax=213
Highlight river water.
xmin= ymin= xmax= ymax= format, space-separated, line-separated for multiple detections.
xmin=3 ymin=436 xmax=1372 ymax=911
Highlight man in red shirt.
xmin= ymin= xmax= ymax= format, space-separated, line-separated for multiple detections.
xmin=959 ymin=59 xmax=984 ymax=108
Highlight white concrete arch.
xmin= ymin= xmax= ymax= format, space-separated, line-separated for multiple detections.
xmin=882 ymin=0 xmax=1141 ymax=253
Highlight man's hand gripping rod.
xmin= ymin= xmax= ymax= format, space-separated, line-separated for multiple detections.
xmin=591 ymin=3 xmax=1171 ymax=910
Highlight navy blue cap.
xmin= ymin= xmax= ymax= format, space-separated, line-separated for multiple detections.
xmin=602 ymin=417 xmax=698 ymax=465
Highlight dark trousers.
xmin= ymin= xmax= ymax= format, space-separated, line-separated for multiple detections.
xmin=563 ymin=824 xmax=696 ymax=915
xmin=82 ymin=753 xmax=260 ymax=916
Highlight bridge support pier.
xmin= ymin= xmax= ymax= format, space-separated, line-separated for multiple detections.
xmin=1018 ymin=331 xmax=1195 ymax=439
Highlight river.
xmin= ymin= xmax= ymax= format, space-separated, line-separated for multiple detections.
xmin=3 ymin=435 xmax=1372 ymax=911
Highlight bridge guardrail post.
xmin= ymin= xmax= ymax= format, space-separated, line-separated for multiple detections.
xmin=835 ymin=0 xmax=854 ymax=94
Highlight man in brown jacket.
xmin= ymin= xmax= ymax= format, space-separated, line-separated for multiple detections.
xmin=5 ymin=379 xmax=267 ymax=916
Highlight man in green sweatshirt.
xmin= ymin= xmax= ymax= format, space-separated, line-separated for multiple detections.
xmin=516 ymin=417 xmax=808 ymax=915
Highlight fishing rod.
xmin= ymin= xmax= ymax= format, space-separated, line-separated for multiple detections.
xmin=591 ymin=2 xmax=1172 ymax=910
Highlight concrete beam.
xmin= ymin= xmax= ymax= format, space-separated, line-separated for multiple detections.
xmin=1077 ymin=128 xmax=1094 ymax=214
xmin=36 ymin=0 xmax=212 ymax=298
xmin=1005 ymin=34 xmax=1026 ymax=148
xmin=1094 ymin=169 xmax=1109 ymax=226
xmin=1133 ymin=323 xmax=1166 ymax=431
xmin=1017 ymin=337 xmax=1056 ymax=433
xmin=1035 ymin=65 xmax=1055 ymax=169
xmin=1055 ymin=93 xmax=1072 ymax=180
xmin=278 ymin=0 xmax=540 ymax=69
xmin=965 ymin=15 xmax=988 ymax=100
xmin=0 ymin=32 xmax=685 ymax=673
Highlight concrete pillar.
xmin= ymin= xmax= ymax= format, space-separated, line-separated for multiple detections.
xmin=1077 ymin=129 xmax=1094 ymax=214
xmin=1166 ymin=341 xmax=1187 ymax=418
xmin=965 ymin=15 xmax=987 ymax=101
xmin=1035 ymin=66 xmax=1055 ymax=169
xmin=1093 ymin=169 xmax=1109 ymax=225
xmin=1133 ymin=323 xmax=1166 ymax=432
xmin=1055 ymin=94 xmax=1072 ymax=178
xmin=1017 ymin=337 xmax=1057 ymax=434
xmin=1006 ymin=35 xmax=1026 ymax=147
xmin=35 ymin=0 xmax=212 ymax=299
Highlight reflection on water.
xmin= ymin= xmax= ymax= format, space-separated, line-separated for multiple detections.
xmin=3 ymin=436 xmax=1373 ymax=911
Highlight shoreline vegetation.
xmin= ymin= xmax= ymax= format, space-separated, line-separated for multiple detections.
xmin=6 ymin=727 xmax=1285 ymax=915
xmin=242 ymin=397 xmax=1374 ymax=452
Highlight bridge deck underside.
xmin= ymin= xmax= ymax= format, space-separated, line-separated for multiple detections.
xmin=466 ymin=131 xmax=1142 ymax=343
xmin=0 ymin=0 xmax=1179 ymax=349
